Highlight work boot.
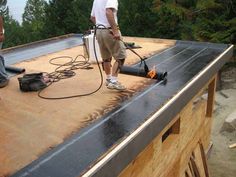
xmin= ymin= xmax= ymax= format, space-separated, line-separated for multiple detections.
xmin=0 ymin=78 xmax=9 ymax=88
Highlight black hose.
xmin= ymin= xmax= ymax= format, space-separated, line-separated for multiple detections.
xmin=5 ymin=66 xmax=25 ymax=74
xmin=38 ymin=31 xmax=104 ymax=100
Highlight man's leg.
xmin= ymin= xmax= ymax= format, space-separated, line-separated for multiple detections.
xmin=102 ymin=58 xmax=113 ymax=86
xmin=103 ymin=59 xmax=112 ymax=76
xmin=112 ymin=59 xmax=125 ymax=77
xmin=0 ymin=55 xmax=9 ymax=88
xmin=107 ymin=58 xmax=126 ymax=90
xmin=108 ymin=31 xmax=126 ymax=89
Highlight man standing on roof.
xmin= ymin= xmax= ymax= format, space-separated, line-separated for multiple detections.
xmin=0 ymin=15 xmax=9 ymax=88
xmin=90 ymin=0 xmax=127 ymax=90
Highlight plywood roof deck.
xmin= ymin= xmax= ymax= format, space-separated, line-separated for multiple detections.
xmin=0 ymin=37 xmax=174 ymax=176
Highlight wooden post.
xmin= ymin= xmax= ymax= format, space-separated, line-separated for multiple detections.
xmin=206 ymin=76 xmax=217 ymax=117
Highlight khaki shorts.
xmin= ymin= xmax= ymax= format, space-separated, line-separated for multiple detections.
xmin=96 ymin=29 xmax=127 ymax=61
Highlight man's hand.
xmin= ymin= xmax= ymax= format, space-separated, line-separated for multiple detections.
xmin=111 ymin=28 xmax=121 ymax=40
xmin=90 ymin=16 xmax=96 ymax=25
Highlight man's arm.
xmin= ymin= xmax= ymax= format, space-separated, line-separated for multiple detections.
xmin=0 ymin=16 xmax=4 ymax=42
xmin=106 ymin=8 xmax=120 ymax=40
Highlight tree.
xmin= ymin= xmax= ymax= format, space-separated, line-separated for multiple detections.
xmin=119 ymin=0 xmax=159 ymax=37
xmin=2 ymin=9 xmax=24 ymax=48
xmin=43 ymin=0 xmax=74 ymax=37
xmin=152 ymin=0 xmax=236 ymax=44
xmin=43 ymin=0 xmax=93 ymax=37
xmin=153 ymin=0 xmax=195 ymax=39
xmin=70 ymin=0 xmax=93 ymax=33
xmin=22 ymin=0 xmax=47 ymax=42
xmin=193 ymin=0 xmax=236 ymax=44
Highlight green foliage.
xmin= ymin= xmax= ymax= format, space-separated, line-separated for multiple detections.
xmin=156 ymin=4 xmax=185 ymax=39
xmin=70 ymin=0 xmax=94 ymax=33
xmin=196 ymin=0 xmax=221 ymax=10
xmin=192 ymin=0 xmax=235 ymax=45
xmin=151 ymin=0 xmax=235 ymax=48
xmin=152 ymin=0 xmax=192 ymax=39
xmin=23 ymin=0 xmax=46 ymax=24
xmin=3 ymin=12 xmax=24 ymax=48
xmin=1 ymin=0 xmax=236 ymax=58
xmin=43 ymin=0 xmax=78 ymax=37
xmin=22 ymin=0 xmax=47 ymax=42
xmin=43 ymin=0 xmax=93 ymax=37
xmin=119 ymin=0 xmax=159 ymax=37
xmin=43 ymin=0 xmax=93 ymax=36
xmin=176 ymin=0 xmax=197 ymax=9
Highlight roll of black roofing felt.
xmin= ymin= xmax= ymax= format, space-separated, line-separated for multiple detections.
xmin=120 ymin=65 xmax=168 ymax=80
xmin=5 ymin=66 xmax=25 ymax=74
xmin=120 ymin=66 xmax=147 ymax=77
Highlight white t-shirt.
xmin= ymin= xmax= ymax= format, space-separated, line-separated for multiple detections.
xmin=91 ymin=0 xmax=118 ymax=27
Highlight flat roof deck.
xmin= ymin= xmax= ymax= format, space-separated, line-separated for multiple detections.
xmin=0 ymin=35 xmax=233 ymax=177
xmin=0 ymin=36 xmax=173 ymax=177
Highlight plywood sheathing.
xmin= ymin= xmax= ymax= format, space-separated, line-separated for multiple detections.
xmin=0 ymin=37 xmax=174 ymax=176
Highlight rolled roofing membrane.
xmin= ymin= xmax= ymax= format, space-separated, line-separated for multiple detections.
xmin=3 ymin=34 xmax=83 ymax=66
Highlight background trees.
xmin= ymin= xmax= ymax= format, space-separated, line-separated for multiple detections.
xmin=152 ymin=0 xmax=236 ymax=45
xmin=70 ymin=0 xmax=93 ymax=33
xmin=43 ymin=0 xmax=74 ymax=37
xmin=119 ymin=0 xmax=159 ymax=37
xmin=192 ymin=0 xmax=236 ymax=44
xmin=0 ymin=0 xmax=235 ymax=57
xmin=42 ymin=0 xmax=93 ymax=37
xmin=22 ymin=0 xmax=46 ymax=42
